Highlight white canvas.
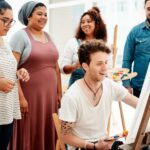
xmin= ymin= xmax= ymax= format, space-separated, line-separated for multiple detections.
xmin=125 ymin=63 xmax=150 ymax=144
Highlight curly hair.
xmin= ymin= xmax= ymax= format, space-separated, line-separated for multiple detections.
xmin=78 ymin=39 xmax=111 ymax=65
xmin=75 ymin=6 xmax=107 ymax=42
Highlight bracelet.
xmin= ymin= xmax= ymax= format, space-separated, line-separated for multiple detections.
xmin=84 ymin=141 xmax=88 ymax=149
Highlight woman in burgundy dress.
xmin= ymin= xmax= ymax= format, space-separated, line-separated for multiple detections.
xmin=9 ymin=1 xmax=61 ymax=150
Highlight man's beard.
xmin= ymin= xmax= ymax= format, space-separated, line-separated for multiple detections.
xmin=147 ymin=17 xmax=150 ymax=24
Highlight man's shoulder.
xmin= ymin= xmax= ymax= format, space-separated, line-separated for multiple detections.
xmin=126 ymin=22 xmax=145 ymax=38
xmin=103 ymin=77 xmax=114 ymax=84
xmin=132 ymin=22 xmax=145 ymax=31
xmin=64 ymin=82 xmax=81 ymax=97
xmin=103 ymin=78 xmax=120 ymax=89
xmin=61 ymin=82 xmax=82 ymax=106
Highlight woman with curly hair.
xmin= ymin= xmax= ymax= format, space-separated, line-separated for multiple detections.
xmin=60 ymin=6 xmax=107 ymax=87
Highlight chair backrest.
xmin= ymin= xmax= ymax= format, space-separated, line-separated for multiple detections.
xmin=52 ymin=113 xmax=66 ymax=150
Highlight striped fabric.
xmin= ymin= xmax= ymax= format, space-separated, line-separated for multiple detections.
xmin=0 ymin=42 xmax=21 ymax=125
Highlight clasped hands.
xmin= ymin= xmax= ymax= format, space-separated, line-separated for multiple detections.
xmin=16 ymin=68 xmax=30 ymax=82
xmin=0 ymin=68 xmax=30 ymax=93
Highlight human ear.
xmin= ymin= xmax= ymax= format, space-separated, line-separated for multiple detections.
xmin=82 ymin=63 xmax=89 ymax=71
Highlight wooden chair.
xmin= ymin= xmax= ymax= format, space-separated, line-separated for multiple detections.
xmin=52 ymin=113 xmax=66 ymax=150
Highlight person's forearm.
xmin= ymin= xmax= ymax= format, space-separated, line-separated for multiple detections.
xmin=123 ymin=93 xmax=138 ymax=108
xmin=63 ymin=64 xmax=78 ymax=74
xmin=122 ymin=61 xmax=132 ymax=88
xmin=62 ymin=134 xmax=94 ymax=149
xmin=56 ymin=63 xmax=62 ymax=98
xmin=125 ymin=86 xmax=132 ymax=94
xmin=18 ymin=81 xmax=25 ymax=101
xmin=56 ymin=64 xmax=62 ymax=102
xmin=0 ymin=77 xmax=3 ymax=91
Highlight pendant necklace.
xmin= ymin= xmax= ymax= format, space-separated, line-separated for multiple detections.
xmin=83 ymin=78 xmax=101 ymax=100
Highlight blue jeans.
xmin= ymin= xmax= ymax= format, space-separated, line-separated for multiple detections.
xmin=0 ymin=122 xmax=13 ymax=150
xmin=68 ymin=68 xmax=84 ymax=87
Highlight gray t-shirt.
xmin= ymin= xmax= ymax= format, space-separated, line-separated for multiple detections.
xmin=9 ymin=29 xmax=32 ymax=65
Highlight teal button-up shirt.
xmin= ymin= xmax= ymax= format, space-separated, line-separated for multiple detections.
xmin=122 ymin=21 xmax=150 ymax=91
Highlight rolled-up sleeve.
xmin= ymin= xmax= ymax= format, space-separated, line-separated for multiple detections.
xmin=59 ymin=94 xmax=77 ymax=122
xmin=9 ymin=30 xmax=26 ymax=54
xmin=122 ymin=29 xmax=136 ymax=87
xmin=59 ymin=38 xmax=78 ymax=73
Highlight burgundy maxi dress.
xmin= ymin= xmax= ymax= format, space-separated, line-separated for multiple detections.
xmin=9 ymin=29 xmax=58 ymax=150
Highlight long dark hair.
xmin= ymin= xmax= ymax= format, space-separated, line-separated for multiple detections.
xmin=0 ymin=0 xmax=12 ymax=15
xmin=75 ymin=6 xmax=107 ymax=42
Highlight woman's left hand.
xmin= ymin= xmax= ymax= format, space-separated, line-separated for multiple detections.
xmin=20 ymin=97 xmax=29 ymax=114
xmin=17 ymin=68 xmax=30 ymax=82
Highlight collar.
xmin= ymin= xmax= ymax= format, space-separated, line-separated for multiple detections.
xmin=141 ymin=20 xmax=150 ymax=30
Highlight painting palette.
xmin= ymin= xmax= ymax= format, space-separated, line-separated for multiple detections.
xmin=104 ymin=130 xmax=128 ymax=141
xmin=107 ymin=68 xmax=137 ymax=82
xmin=104 ymin=135 xmax=121 ymax=141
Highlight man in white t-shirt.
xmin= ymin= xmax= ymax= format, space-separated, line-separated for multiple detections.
xmin=59 ymin=39 xmax=138 ymax=150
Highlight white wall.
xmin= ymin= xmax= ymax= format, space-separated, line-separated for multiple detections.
xmin=97 ymin=0 xmax=145 ymax=66
xmin=6 ymin=0 xmax=49 ymax=39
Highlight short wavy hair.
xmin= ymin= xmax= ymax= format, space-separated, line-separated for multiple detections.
xmin=78 ymin=39 xmax=111 ymax=65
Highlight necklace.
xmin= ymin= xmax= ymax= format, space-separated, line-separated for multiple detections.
xmin=83 ymin=78 xmax=102 ymax=100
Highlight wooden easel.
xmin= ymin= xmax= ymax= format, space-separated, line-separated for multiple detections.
xmin=119 ymin=94 xmax=150 ymax=150
xmin=107 ymin=25 xmax=127 ymax=136
xmin=132 ymin=94 xmax=150 ymax=150
xmin=112 ymin=24 xmax=118 ymax=69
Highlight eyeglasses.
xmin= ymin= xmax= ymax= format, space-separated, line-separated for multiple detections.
xmin=0 ymin=18 xmax=16 ymax=27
